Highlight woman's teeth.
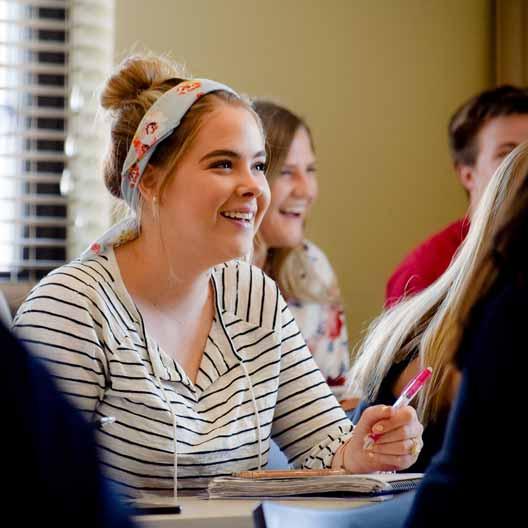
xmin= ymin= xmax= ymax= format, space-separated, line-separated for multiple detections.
xmin=221 ymin=211 xmax=254 ymax=222
xmin=279 ymin=208 xmax=303 ymax=216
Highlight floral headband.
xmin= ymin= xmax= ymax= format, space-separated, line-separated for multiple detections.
xmin=120 ymin=78 xmax=238 ymax=212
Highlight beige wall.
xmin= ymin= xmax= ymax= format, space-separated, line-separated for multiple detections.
xmin=115 ymin=0 xmax=493 ymax=350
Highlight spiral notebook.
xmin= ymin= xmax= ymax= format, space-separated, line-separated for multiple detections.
xmin=207 ymin=469 xmax=423 ymax=499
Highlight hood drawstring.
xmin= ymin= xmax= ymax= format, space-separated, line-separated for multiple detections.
xmin=238 ymin=360 xmax=263 ymax=470
xmin=212 ymin=273 xmax=263 ymax=470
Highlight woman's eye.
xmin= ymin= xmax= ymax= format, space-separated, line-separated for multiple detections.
xmin=254 ymin=162 xmax=266 ymax=172
xmin=280 ymin=169 xmax=293 ymax=177
xmin=211 ymin=160 xmax=232 ymax=170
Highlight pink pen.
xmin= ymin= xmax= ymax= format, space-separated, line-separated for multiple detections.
xmin=363 ymin=366 xmax=432 ymax=449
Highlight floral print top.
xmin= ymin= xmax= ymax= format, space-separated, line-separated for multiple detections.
xmin=287 ymin=241 xmax=350 ymax=398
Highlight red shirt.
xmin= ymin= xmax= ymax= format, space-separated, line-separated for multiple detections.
xmin=385 ymin=218 xmax=470 ymax=307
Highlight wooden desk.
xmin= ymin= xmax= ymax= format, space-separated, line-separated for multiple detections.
xmin=135 ymin=496 xmax=373 ymax=528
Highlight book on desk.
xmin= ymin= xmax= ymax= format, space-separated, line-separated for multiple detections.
xmin=207 ymin=468 xmax=423 ymax=499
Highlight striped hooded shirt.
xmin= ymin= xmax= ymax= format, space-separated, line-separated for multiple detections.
xmin=13 ymin=248 xmax=353 ymax=497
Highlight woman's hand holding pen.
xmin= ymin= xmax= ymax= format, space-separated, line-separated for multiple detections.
xmin=334 ymin=405 xmax=424 ymax=473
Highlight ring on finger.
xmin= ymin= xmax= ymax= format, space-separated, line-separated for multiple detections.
xmin=409 ymin=438 xmax=421 ymax=457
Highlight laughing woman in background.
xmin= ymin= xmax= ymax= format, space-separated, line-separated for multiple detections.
xmin=252 ymin=101 xmax=350 ymax=398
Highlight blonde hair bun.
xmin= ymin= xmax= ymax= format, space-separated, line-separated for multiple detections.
xmin=100 ymin=54 xmax=185 ymax=113
xmin=99 ymin=53 xmax=252 ymax=202
xmin=100 ymin=54 xmax=186 ymax=198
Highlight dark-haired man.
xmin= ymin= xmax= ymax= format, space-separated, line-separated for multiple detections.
xmin=386 ymin=85 xmax=528 ymax=306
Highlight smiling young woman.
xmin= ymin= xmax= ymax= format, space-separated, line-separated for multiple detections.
xmin=12 ymin=55 xmax=422 ymax=499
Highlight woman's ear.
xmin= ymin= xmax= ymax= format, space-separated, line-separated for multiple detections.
xmin=137 ymin=164 xmax=161 ymax=203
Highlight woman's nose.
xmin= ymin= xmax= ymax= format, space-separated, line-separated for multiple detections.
xmin=292 ymin=170 xmax=317 ymax=199
xmin=238 ymin=167 xmax=265 ymax=197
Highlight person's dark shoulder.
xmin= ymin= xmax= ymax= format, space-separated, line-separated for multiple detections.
xmin=2 ymin=322 xmax=135 ymax=528
xmin=458 ymin=270 xmax=527 ymax=372
xmin=404 ymin=269 xmax=525 ymax=527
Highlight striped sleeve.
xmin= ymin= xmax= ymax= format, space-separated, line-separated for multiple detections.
xmin=12 ymin=274 xmax=109 ymax=419
xmin=271 ymin=294 xmax=353 ymax=469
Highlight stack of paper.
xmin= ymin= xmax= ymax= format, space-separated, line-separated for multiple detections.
xmin=208 ymin=471 xmax=423 ymax=499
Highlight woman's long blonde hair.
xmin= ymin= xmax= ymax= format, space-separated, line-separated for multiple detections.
xmin=347 ymin=142 xmax=528 ymax=426
xmin=252 ymin=100 xmax=339 ymax=304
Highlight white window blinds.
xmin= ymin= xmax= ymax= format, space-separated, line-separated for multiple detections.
xmin=66 ymin=0 xmax=114 ymax=259
xmin=0 ymin=0 xmax=114 ymax=282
